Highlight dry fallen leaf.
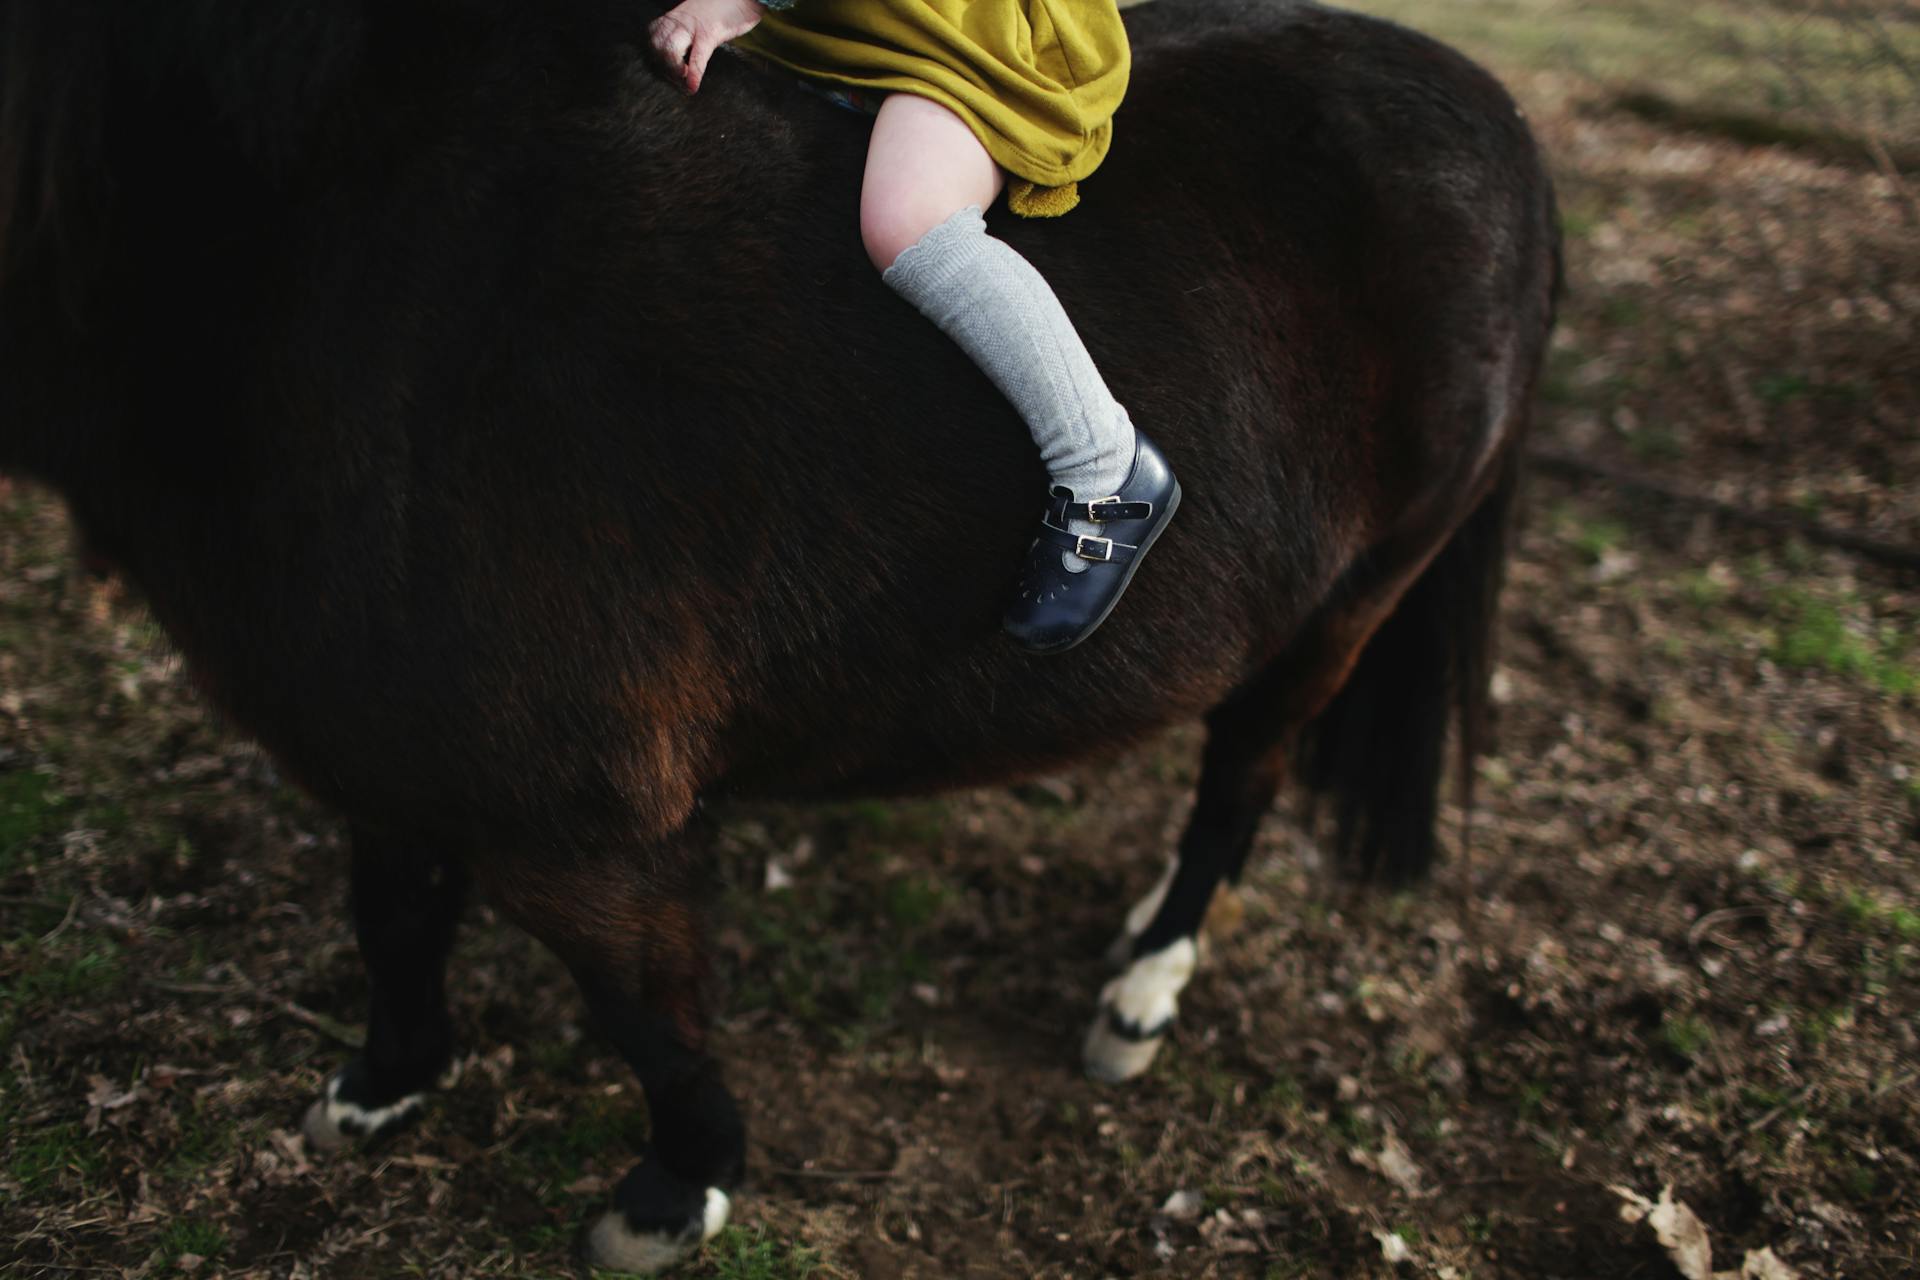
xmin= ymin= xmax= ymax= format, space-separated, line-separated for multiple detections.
xmin=1160 ymin=1189 xmax=1203 ymax=1220
xmin=1613 ymin=1186 xmax=1801 ymax=1280
xmin=1736 ymin=1247 xmax=1798 ymax=1280
xmin=1613 ymin=1184 xmax=1712 ymax=1279
xmin=1351 ymin=1127 xmax=1428 ymax=1196
xmin=268 ymin=1129 xmax=313 ymax=1178
xmin=83 ymin=1073 xmax=143 ymax=1133
xmin=85 ymin=1073 xmax=141 ymax=1111
xmin=1372 ymin=1228 xmax=1413 ymax=1265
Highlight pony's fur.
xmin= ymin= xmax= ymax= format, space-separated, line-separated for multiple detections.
xmin=2 ymin=0 xmax=1559 ymax=1236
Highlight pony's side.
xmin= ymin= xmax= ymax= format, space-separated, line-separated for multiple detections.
xmin=0 ymin=0 xmax=1559 ymax=1268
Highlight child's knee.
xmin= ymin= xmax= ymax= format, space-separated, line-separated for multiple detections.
xmin=861 ymin=192 xmax=956 ymax=273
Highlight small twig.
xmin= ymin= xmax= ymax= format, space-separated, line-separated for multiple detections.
xmin=1869 ymin=1070 xmax=1917 ymax=1100
xmin=1527 ymin=446 xmax=1920 ymax=573
xmin=0 ymin=894 xmax=69 ymax=909
xmin=1746 ymin=1081 xmax=1819 ymax=1134
xmin=141 ymin=977 xmax=365 ymax=1048
xmin=1862 ymin=131 xmax=1920 ymax=228
xmin=1686 ymin=906 xmax=1772 ymax=948
xmin=1608 ymin=86 xmax=1920 ymax=174
xmin=766 ymin=1165 xmax=898 ymax=1182
xmin=143 ymin=979 xmax=240 ymax=996
xmin=270 ymin=998 xmax=366 ymax=1048
xmin=38 ymin=895 xmax=81 ymax=943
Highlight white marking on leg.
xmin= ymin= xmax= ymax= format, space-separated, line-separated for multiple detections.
xmin=1083 ymin=937 xmax=1198 ymax=1083
xmin=1106 ymin=858 xmax=1178 ymax=967
xmin=701 ymin=1187 xmax=730 ymax=1240
xmin=584 ymin=1187 xmax=730 ymax=1274
xmin=302 ymin=1072 xmax=425 ymax=1152
xmin=1107 ymin=937 xmax=1197 ymax=1030
xmin=1126 ymin=859 xmax=1178 ymax=938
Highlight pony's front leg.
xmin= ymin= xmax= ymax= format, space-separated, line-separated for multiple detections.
xmin=304 ymin=824 xmax=469 ymax=1149
xmin=496 ymin=841 xmax=742 ymax=1274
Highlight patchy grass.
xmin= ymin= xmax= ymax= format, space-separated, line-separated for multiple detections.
xmin=1 ymin=935 xmax=124 ymax=1011
xmin=538 ymin=1094 xmax=646 ymax=1171
xmin=155 ymin=1219 xmax=229 ymax=1271
xmin=1625 ymin=422 xmax=1686 ymax=463
xmin=1677 ymin=568 xmax=1733 ymax=610
xmin=1768 ymin=588 xmax=1917 ymax=696
xmin=1755 ymin=372 xmax=1871 ymax=408
xmin=881 ymin=873 xmax=949 ymax=930
xmin=0 ymin=769 xmax=67 ymax=873
xmin=723 ymin=854 xmax=948 ymax=1047
xmin=697 ymin=1228 xmax=824 ymax=1280
xmin=1839 ymin=888 xmax=1920 ymax=943
xmin=1661 ymin=1014 xmax=1715 ymax=1063
xmin=158 ymin=1101 xmax=242 ymax=1185
xmin=1345 ymin=0 xmax=1920 ymax=148
xmin=1550 ymin=505 xmax=1630 ymax=564
xmin=5 ymin=1120 xmax=108 ymax=1196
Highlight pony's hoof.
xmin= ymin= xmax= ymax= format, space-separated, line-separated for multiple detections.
xmin=1082 ymin=1002 xmax=1170 ymax=1082
xmin=1081 ymin=937 xmax=1195 ymax=1082
xmin=301 ymin=1068 xmax=426 ymax=1153
xmin=583 ymin=1186 xmax=729 ymax=1273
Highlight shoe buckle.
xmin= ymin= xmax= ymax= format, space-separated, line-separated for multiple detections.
xmin=1074 ymin=534 xmax=1115 ymax=563
xmin=1086 ymin=495 xmax=1123 ymax=522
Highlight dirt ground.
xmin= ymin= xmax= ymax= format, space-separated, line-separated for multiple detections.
xmin=3 ymin=3 xmax=1916 ymax=1278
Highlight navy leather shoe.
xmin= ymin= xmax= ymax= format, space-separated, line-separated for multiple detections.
xmin=1002 ymin=432 xmax=1181 ymax=655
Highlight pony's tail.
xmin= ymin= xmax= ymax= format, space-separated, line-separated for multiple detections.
xmin=1295 ymin=443 xmax=1521 ymax=883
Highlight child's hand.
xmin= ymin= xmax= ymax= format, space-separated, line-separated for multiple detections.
xmin=649 ymin=0 xmax=765 ymax=96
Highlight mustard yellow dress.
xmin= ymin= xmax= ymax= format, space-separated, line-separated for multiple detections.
xmin=733 ymin=0 xmax=1131 ymax=215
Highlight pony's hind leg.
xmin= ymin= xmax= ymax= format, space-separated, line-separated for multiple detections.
xmin=1084 ymin=514 xmax=1486 ymax=1082
xmin=304 ymin=824 xmax=469 ymax=1150
xmin=493 ymin=838 xmax=742 ymax=1275
xmin=1084 ymin=701 xmax=1287 ymax=1082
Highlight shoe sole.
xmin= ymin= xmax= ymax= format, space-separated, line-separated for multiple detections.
xmin=1030 ymin=478 xmax=1183 ymax=657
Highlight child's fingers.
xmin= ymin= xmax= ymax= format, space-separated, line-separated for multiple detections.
xmin=687 ymin=31 xmax=720 ymax=94
xmin=648 ymin=17 xmax=695 ymax=75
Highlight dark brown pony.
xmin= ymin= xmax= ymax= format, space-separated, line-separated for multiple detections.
xmin=0 ymin=0 xmax=1558 ymax=1268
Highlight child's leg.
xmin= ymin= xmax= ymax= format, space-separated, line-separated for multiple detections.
xmin=862 ymin=95 xmax=1140 ymax=574
xmin=860 ymin=94 xmax=1003 ymax=271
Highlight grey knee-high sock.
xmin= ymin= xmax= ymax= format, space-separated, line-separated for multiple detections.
xmin=882 ymin=205 xmax=1138 ymax=572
